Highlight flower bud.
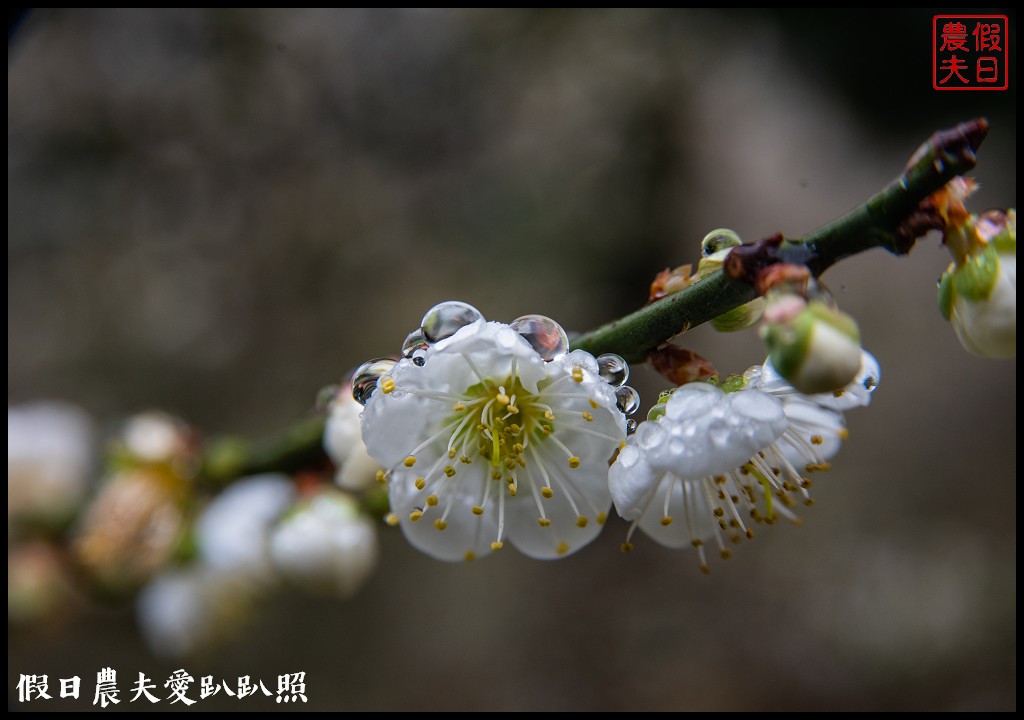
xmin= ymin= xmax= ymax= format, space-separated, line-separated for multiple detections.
xmin=938 ymin=209 xmax=1016 ymax=358
xmin=269 ymin=488 xmax=378 ymax=598
xmin=760 ymin=294 xmax=862 ymax=395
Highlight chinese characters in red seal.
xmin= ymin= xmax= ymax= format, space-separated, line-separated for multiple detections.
xmin=933 ymin=15 xmax=1008 ymax=90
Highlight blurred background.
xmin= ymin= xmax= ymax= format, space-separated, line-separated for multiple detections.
xmin=8 ymin=8 xmax=1016 ymax=711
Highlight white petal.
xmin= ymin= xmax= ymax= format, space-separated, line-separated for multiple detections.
xmin=196 ymin=474 xmax=294 ymax=575
xmin=651 ymin=385 xmax=786 ymax=478
xmin=780 ymin=398 xmax=846 ymax=465
xmin=637 ymin=475 xmax=719 ymax=549
xmin=389 ymin=464 xmax=498 ymax=562
xmin=323 ymin=391 xmax=363 ymax=467
xmin=608 ymin=443 xmax=661 ymax=522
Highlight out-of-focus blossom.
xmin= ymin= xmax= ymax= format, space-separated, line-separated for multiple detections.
xmin=938 ymin=209 xmax=1016 ymax=358
xmin=323 ymin=386 xmax=383 ymax=493
xmin=270 ymin=488 xmax=378 ymax=597
xmin=8 ymin=402 xmax=94 ymax=527
xmin=73 ymin=468 xmax=188 ymax=591
xmin=196 ymin=473 xmax=295 ymax=581
xmin=8 ymin=541 xmax=77 ymax=624
xmin=136 ymin=564 xmax=266 ymax=659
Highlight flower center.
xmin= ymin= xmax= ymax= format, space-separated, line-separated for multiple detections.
xmin=453 ymin=375 xmax=554 ymax=472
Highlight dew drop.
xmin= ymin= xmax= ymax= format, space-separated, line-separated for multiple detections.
xmin=597 ymin=353 xmax=629 ymax=386
xmin=351 ymin=358 xmax=398 ymax=405
xmin=402 ymin=329 xmax=429 ymax=357
xmin=863 ymin=376 xmax=878 ymax=392
xmin=701 ymin=228 xmax=742 ymax=256
xmin=617 ymin=444 xmax=640 ymax=467
xmin=636 ymin=421 xmax=666 ymax=450
xmin=615 ymin=386 xmax=641 ymax=415
xmin=626 ymin=419 xmax=638 ymax=434
xmin=708 ymin=419 xmax=731 ymax=450
xmin=420 ymin=301 xmax=483 ymax=343
xmin=509 ymin=314 xmax=569 ymax=361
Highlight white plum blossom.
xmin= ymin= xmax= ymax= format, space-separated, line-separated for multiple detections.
xmin=324 ymin=386 xmax=383 ymax=492
xmin=747 ymin=349 xmax=880 ymax=412
xmin=196 ymin=474 xmax=295 ymax=580
xmin=270 ymin=488 xmax=378 ymax=597
xmin=137 ymin=564 xmax=266 ymax=658
xmin=360 ymin=313 xmax=627 ymax=561
xmin=609 ymin=382 xmax=848 ymax=571
xmin=8 ymin=402 xmax=94 ymax=525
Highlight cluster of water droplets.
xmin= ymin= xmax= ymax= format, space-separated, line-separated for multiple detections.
xmin=349 ymin=301 xmax=643 ymax=427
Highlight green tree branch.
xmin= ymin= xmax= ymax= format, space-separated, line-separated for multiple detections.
xmin=200 ymin=119 xmax=989 ymax=485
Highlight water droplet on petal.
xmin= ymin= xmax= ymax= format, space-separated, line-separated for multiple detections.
xmin=636 ymin=421 xmax=666 ymax=450
xmin=402 ymin=329 xmax=429 ymax=357
xmin=626 ymin=419 xmax=638 ymax=434
xmin=561 ymin=349 xmax=599 ymax=376
xmin=509 ymin=315 xmax=569 ymax=361
xmin=617 ymin=445 xmax=640 ymax=467
xmin=411 ymin=352 xmax=427 ymax=367
xmin=351 ymin=358 xmax=398 ymax=405
xmin=420 ymin=301 xmax=484 ymax=343
xmin=708 ymin=419 xmax=731 ymax=449
xmin=597 ymin=353 xmax=629 ymax=386
xmin=858 ymin=351 xmax=881 ymax=392
xmin=615 ymin=386 xmax=640 ymax=415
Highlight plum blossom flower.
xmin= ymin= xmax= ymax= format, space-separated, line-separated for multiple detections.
xmin=269 ymin=488 xmax=378 ymax=597
xmin=609 ymin=381 xmax=849 ymax=572
xmin=358 ymin=303 xmax=629 ymax=561
xmin=8 ymin=402 xmax=94 ymax=526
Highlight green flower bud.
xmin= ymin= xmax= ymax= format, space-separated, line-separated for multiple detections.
xmin=760 ymin=295 xmax=862 ymax=395
xmin=938 ymin=209 xmax=1016 ymax=358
